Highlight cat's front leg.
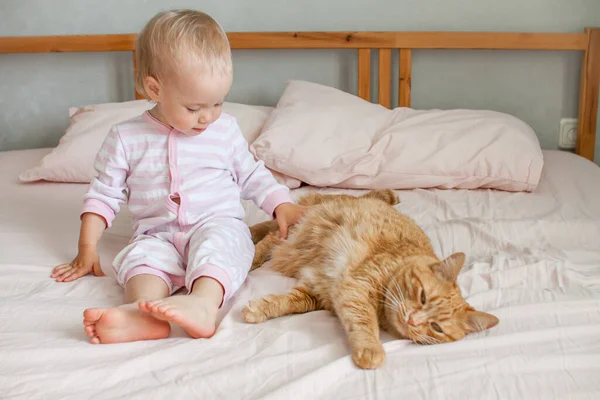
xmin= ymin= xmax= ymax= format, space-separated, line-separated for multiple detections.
xmin=335 ymin=299 xmax=386 ymax=369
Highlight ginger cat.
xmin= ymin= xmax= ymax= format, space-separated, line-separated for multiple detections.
xmin=243 ymin=190 xmax=499 ymax=369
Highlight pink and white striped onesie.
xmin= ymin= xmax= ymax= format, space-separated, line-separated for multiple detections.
xmin=82 ymin=111 xmax=292 ymax=301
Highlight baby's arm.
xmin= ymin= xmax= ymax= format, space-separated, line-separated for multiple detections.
xmin=229 ymin=121 xmax=306 ymax=238
xmin=229 ymin=121 xmax=293 ymax=217
xmin=52 ymin=213 xmax=107 ymax=281
xmin=52 ymin=126 xmax=129 ymax=282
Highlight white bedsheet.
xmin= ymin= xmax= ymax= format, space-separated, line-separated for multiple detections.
xmin=1 ymin=148 xmax=600 ymax=399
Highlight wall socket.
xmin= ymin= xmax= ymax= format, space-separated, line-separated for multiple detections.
xmin=559 ymin=118 xmax=578 ymax=149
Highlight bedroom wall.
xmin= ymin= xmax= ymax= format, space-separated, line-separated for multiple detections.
xmin=1 ymin=0 xmax=599 ymax=164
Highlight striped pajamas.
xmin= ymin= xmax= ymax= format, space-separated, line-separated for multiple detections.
xmin=81 ymin=111 xmax=292 ymax=301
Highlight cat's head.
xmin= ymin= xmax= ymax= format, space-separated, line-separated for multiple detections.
xmin=383 ymin=252 xmax=498 ymax=345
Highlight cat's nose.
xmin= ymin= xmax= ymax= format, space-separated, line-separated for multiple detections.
xmin=407 ymin=312 xmax=425 ymax=326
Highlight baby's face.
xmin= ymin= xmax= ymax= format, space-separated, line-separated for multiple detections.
xmin=156 ymin=69 xmax=232 ymax=136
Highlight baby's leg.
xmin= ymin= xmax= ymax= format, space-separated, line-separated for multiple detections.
xmin=84 ymin=274 xmax=171 ymax=344
xmin=139 ymin=219 xmax=254 ymax=338
xmin=84 ymin=235 xmax=183 ymax=344
xmin=139 ymin=276 xmax=224 ymax=339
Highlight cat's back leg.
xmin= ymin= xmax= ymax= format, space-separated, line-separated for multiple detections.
xmin=242 ymin=286 xmax=322 ymax=323
xmin=250 ymin=232 xmax=282 ymax=272
xmin=249 ymin=220 xmax=278 ymax=244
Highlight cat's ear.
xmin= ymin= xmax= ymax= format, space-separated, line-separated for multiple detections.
xmin=432 ymin=252 xmax=465 ymax=282
xmin=465 ymin=310 xmax=499 ymax=333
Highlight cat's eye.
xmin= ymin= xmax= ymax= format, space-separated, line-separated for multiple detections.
xmin=420 ymin=290 xmax=426 ymax=305
xmin=431 ymin=322 xmax=443 ymax=333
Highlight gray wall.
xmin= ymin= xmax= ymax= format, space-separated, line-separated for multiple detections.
xmin=1 ymin=0 xmax=599 ymax=164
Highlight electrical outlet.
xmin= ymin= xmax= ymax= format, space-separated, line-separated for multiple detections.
xmin=559 ymin=118 xmax=578 ymax=149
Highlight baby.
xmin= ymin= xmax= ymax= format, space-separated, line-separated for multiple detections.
xmin=51 ymin=10 xmax=304 ymax=344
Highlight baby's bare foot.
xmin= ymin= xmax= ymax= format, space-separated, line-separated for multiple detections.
xmin=138 ymin=296 xmax=218 ymax=339
xmin=83 ymin=304 xmax=170 ymax=344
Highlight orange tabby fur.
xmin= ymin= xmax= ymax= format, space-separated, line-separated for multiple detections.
xmin=243 ymin=190 xmax=499 ymax=369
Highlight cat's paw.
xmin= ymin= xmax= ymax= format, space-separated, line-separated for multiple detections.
xmin=352 ymin=342 xmax=386 ymax=369
xmin=242 ymin=299 xmax=268 ymax=324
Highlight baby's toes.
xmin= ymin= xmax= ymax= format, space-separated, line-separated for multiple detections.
xmin=84 ymin=325 xmax=96 ymax=338
xmin=137 ymin=301 xmax=152 ymax=313
xmin=145 ymin=301 xmax=174 ymax=316
xmin=141 ymin=300 xmax=161 ymax=312
xmin=152 ymin=302 xmax=171 ymax=313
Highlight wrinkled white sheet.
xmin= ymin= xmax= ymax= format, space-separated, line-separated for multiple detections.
xmin=1 ymin=148 xmax=599 ymax=399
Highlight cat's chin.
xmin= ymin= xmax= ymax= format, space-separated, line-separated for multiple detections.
xmin=387 ymin=321 xmax=410 ymax=340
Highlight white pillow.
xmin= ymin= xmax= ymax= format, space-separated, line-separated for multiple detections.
xmin=20 ymin=100 xmax=301 ymax=188
xmin=250 ymin=80 xmax=544 ymax=192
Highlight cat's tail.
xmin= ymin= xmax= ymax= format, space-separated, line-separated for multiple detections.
xmin=361 ymin=189 xmax=399 ymax=206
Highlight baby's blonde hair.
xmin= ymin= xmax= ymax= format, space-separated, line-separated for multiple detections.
xmin=135 ymin=9 xmax=232 ymax=98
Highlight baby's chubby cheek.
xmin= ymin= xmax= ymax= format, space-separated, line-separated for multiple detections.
xmin=172 ymin=116 xmax=195 ymax=131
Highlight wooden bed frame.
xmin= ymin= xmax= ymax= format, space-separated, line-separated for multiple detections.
xmin=0 ymin=30 xmax=598 ymax=161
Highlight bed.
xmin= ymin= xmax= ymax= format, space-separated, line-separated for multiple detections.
xmin=1 ymin=30 xmax=600 ymax=399
xmin=1 ymin=147 xmax=600 ymax=399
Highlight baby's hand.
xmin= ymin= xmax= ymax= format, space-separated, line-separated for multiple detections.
xmin=273 ymin=203 xmax=307 ymax=239
xmin=51 ymin=245 xmax=104 ymax=282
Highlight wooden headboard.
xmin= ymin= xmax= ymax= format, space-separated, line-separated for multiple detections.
xmin=0 ymin=30 xmax=598 ymax=161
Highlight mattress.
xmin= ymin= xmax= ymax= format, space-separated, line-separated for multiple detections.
xmin=1 ymin=148 xmax=600 ymax=399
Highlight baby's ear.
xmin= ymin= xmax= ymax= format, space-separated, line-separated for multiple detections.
xmin=432 ymin=252 xmax=465 ymax=282
xmin=465 ymin=310 xmax=499 ymax=333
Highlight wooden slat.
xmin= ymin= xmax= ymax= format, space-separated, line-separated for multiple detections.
xmin=399 ymin=49 xmax=412 ymax=108
xmin=378 ymin=49 xmax=392 ymax=108
xmin=227 ymin=32 xmax=587 ymax=50
xmin=358 ymin=49 xmax=371 ymax=101
xmin=0 ymin=34 xmax=136 ymax=53
xmin=0 ymin=31 xmax=588 ymax=54
xmin=390 ymin=32 xmax=587 ymax=50
xmin=576 ymin=28 xmax=600 ymax=161
xmin=228 ymin=32 xmax=396 ymax=49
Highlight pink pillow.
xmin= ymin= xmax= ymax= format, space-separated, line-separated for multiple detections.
xmin=20 ymin=100 xmax=301 ymax=189
xmin=251 ymin=80 xmax=544 ymax=192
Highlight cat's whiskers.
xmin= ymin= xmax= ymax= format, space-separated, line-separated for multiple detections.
xmin=381 ymin=301 xmax=401 ymax=312
xmin=392 ymin=279 xmax=407 ymax=315
xmin=379 ymin=294 xmax=403 ymax=313
xmin=383 ymin=272 xmax=406 ymax=311
xmin=413 ymin=335 xmax=426 ymax=345
xmin=378 ymin=286 xmax=405 ymax=314
xmin=415 ymin=334 xmax=439 ymax=345
xmin=429 ymin=336 xmax=441 ymax=345
xmin=415 ymin=335 xmax=428 ymax=345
